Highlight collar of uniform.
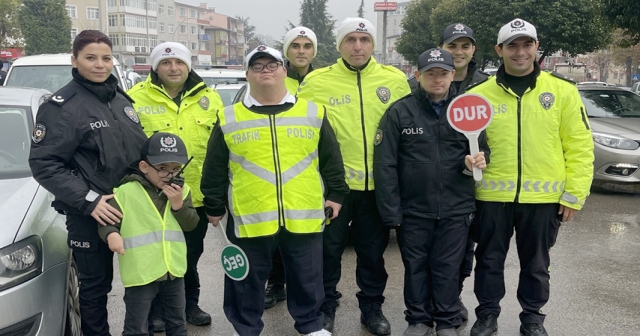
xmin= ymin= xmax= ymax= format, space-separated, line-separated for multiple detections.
xmin=495 ymin=61 xmax=541 ymax=92
xmin=286 ymin=61 xmax=314 ymax=83
xmin=243 ymin=91 xmax=296 ymax=107
xmin=71 ymin=67 xmax=118 ymax=104
xmin=338 ymin=57 xmax=376 ymax=74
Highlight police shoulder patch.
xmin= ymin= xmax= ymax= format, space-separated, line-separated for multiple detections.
xmin=32 ymin=124 xmax=47 ymax=143
xmin=374 ymin=129 xmax=383 ymax=146
xmin=48 ymin=86 xmax=77 ymax=106
xmin=550 ymin=71 xmax=576 ymax=84
xmin=123 ymin=106 xmax=139 ymax=123
xmin=376 ymin=86 xmax=391 ymax=104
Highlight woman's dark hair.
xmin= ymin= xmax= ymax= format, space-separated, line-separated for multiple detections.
xmin=72 ymin=30 xmax=112 ymax=57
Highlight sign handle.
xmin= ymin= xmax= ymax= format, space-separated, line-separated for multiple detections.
xmin=216 ymin=213 xmax=232 ymax=246
xmin=467 ymin=133 xmax=483 ymax=182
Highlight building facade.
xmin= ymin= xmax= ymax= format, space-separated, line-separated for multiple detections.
xmin=65 ymin=0 xmax=109 ymax=41
xmin=375 ymin=1 xmax=409 ymax=69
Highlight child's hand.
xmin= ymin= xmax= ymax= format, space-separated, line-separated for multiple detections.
xmin=107 ymin=233 xmax=125 ymax=255
xmin=163 ymin=184 xmax=184 ymax=211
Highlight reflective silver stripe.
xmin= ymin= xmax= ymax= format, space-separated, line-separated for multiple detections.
xmin=481 ymin=179 xmax=565 ymax=192
xmin=229 ymin=152 xmax=276 ymax=185
xmin=368 ymin=170 xmax=374 ymax=181
xmin=223 ymin=105 xmax=236 ymax=123
xmin=346 ymin=169 xmax=365 ymax=181
xmin=560 ymin=191 xmax=580 ymax=204
xmin=123 ymin=230 xmax=185 ymax=249
xmin=306 ymin=101 xmax=323 ymax=128
xmin=281 ymin=150 xmax=318 ymax=184
xmin=274 ymin=117 xmax=319 ymax=128
xmin=221 ymin=118 xmax=270 ymax=134
xmin=233 ymin=209 xmax=324 ymax=226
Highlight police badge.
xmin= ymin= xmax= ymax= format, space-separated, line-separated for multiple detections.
xmin=32 ymin=124 xmax=47 ymax=143
xmin=376 ymin=87 xmax=391 ymax=104
xmin=539 ymin=92 xmax=555 ymax=110
xmin=123 ymin=106 xmax=139 ymax=123
xmin=199 ymin=96 xmax=210 ymax=110
xmin=374 ymin=129 xmax=383 ymax=146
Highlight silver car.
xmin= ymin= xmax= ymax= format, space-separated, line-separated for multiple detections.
xmin=579 ymin=86 xmax=640 ymax=190
xmin=0 ymin=87 xmax=81 ymax=335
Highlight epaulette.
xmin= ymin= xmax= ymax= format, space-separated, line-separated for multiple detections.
xmin=126 ymin=81 xmax=148 ymax=95
xmin=549 ymin=71 xmax=576 ymax=84
xmin=465 ymin=76 xmax=491 ymax=91
xmin=380 ymin=64 xmax=406 ymax=77
xmin=48 ymin=85 xmax=77 ymax=106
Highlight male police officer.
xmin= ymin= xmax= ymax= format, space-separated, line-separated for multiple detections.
xmin=375 ymin=48 xmax=488 ymax=336
xmin=263 ymin=26 xmax=320 ymax=309
xmin=201 ymin=45 xmax=348 ymax=336
xmin=127 ymin=42 xmax=224 ymax=328
xmin=467 ymin=19 xmax=594 ymax=336
xmin=298 ymin=17 xmax=411 ymax=335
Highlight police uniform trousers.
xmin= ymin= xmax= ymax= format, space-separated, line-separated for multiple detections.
xmin=224 ymin=215 xmax=324 ymax=336
xmin=321 ymin=190 xmax=390 ymax=313
xmin=400 ymin=215 xmax=470 ymax=330
xmin=267 ymin=248 xmax=286 ymax=288
xmin=473 ymin=201 xmax=561 ymax=324
xmin=66 ymin=214 xmax=114 ymax=336
xmin=460 ymin=233 xmax=475 ymax=293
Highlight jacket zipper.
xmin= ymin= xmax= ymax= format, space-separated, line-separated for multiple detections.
xmin=514 ymin=97 xmax=523 ymax=202
xmin=356 ymin=69 xmax=369 ymax=190
xmin=269 ymin=115 xmax=285 ymax=226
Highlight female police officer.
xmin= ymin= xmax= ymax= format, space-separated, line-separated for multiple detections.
xmin=29 ymin=30 xmax=147 ymax=336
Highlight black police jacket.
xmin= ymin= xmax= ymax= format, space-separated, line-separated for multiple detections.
xmin=29 ymin=69 xmax=147 ymax=215
xmin=408 ymin=60 xmax=489 ymax=93
xmin=373 ymin=84 xmax=490 ymax=224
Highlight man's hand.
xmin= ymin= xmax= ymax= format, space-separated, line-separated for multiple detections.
xmin=559 ymin=205 xmax=578 ymax=222
xmin=163 ymin=184 xmax=184 ymax=211
xmin=208 ymin=214 xmax=224 ymax=227
xmin=91 ymin=194 xmax=123 ymax=226
xmin=465 ymin=151 xmax=487 ymax=171
xmin=107 ymin=233 xmax=125 ymax=255
xmin=325 ymin=200 xmax=342 ymax=220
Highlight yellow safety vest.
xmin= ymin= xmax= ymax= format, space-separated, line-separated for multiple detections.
xmin=219 ymin=98 xmax=326 ymax=238
xmin=127 ymin=77 xmax=224 ymax=207
xmin=298 ymin=57 xmax=411 ymax=190
xmin=285 ymin=77 xmax=299 ymax=95
xmin=467 ymin=71 xmax=594 ymax=209
xmin=114 ymin=181 xmax=189 ymax=287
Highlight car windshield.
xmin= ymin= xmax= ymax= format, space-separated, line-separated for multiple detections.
xmin=579 ymin=90 xmax=640 ymax=118
xmin=216 ymin=87 xmax=241 ymax=106
xmin=0 ymin=106 xmax=33 ymax=179
xmin=6 ymin=65 xmax=120 ymax=92
xmin=201 ymin=76 xmax=247 ymax=86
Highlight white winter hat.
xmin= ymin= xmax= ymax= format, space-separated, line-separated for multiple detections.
xmin=336 ymin=18 xmax=377 ymax=51
xmin=150 ymin=42 xmax=192 ymax=72
xmin=283 ymin=26 xmax=318 ymax=59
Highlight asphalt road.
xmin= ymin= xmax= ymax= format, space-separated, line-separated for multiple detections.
xmin=107 ymin=189 xmax=640 ymax=335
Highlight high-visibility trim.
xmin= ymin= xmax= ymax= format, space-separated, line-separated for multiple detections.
xmin=560 ymin=191 xmax=583 ymax=205
xmin=229 ymin=150 xmax=319 ymax=185
xmin=122 ymin=230 xmax=186 ymax=249
xmin=346 ymin=168 xmax=366 ymax=181
xmin=221 ymin=102 xmax=322 ymax=134
xmin=478 ymin=179 xmax=565 ymax=192
xmin=233 ymin=209 xmax=325 ymax=226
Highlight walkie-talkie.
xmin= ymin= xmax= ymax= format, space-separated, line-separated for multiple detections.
xmin=158 ymin=156 xmax=194 ymax=197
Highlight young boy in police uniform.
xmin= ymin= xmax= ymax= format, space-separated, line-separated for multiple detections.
xmin=98 ymin=132 xmax=199 ymax=336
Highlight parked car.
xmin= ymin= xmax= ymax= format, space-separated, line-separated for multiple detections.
xmin=124 ymin=68 xmax=143 ymax=87
xmin=0 ymin=87 xmax=81 ymax=335
xmin=195 ymin=68 xmax=247 ymax=86
xmin=3 ymin=53 xmax=129 ymax=93
xmin=215 ymin=83 xmax=245 ymax=107
xmin=631 ymin=81 xmax=640 ymax=95
xmin=578 ymin=86 xmax=640 ymax=191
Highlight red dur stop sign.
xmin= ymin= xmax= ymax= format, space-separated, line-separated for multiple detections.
xmin=446 ymin=93 xmax=494 ymax=181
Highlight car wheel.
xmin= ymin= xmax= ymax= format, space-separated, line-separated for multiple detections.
xmin=64 ymin=257 xmax=82 ymax=336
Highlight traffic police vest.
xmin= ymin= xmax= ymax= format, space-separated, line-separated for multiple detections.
xmin=127 ymin=76 xmax=224 ymax=207
xmin=285 ymin=77 xmax=299 ymax=95
xmin=114 ymin=181 xmax=189 ymax=287
xmin=219 ymin=98 xmax=326 ymax=238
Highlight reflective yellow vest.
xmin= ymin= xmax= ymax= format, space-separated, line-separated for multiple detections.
xmin=467 ymin=71 xmax=594 ymax=209
xmin=114 ymin=181 xmax=189 ymax=287
xmin=219 ymin=98 xmax=325 ymax=238
xmin=127 ymin=77 xmax=224 ymax=207
xmin=298 ymin=57 xmax=411 ymax=190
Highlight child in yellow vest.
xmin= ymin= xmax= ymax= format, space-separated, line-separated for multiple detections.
xmin=98 ymin=132 xmax=198 ymax=336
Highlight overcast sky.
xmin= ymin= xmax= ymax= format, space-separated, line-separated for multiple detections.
xmin=181 ymin=0 xmax=380 ymax=41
